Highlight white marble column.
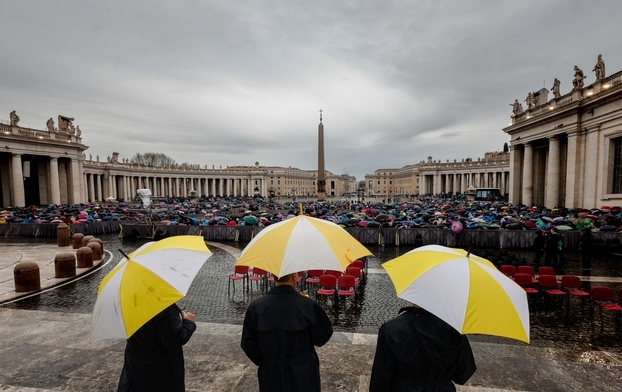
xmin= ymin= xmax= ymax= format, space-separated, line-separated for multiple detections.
xmin=88 ymin=174 xmax=95 ymax=202
xmin=11 ymin=154 xmax=25 ymax=206
xmin=509 ymin=144 xmax=523 ymax=205
xmin=565 ymin=131 xmax=579 ymax=208
xmin=71 ymin=159 xmax=82 ymax=204
xmin=522 ymin=143 xmax=533 ymax=207
xmin=49 ymin=157 xmax=61 ymax=205
xmin=96 ymin=175 xmax=103 ymax=201
xmin=545 ymin=136 xmax=561 ymax=208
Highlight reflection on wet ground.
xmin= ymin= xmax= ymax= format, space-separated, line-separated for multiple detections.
xmin=2 ymin=233 xmax=621 ymax=358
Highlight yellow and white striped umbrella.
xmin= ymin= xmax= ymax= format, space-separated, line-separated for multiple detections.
xmin=235 ymin=215 xmax=372 ymax=277
xmin=91 ymin=235 xmax=212 ymax=341
xmin=382 ymin=244 xmax=530 ymax=343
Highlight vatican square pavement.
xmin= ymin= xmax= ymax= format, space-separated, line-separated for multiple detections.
xmin=0 ymin=242 xmax=621 ymax=391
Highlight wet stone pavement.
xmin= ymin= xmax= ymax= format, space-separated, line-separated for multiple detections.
xmin=2 ymin=232 xmax=622 ymax=358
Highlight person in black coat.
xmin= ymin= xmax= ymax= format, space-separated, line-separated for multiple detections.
xmin=531 ymin=230 xmax=546 ymax=266
xmin=370 ymin=305 xmax=476 ymax=392
xmin=117 ymin=304 xmax=197 ymax=392
xmin=544 ymin=227 xmax=563 ymax=269
xmin=241 ymin=272 xmax=333 ymax=392
xmin=579 ymin=228 xmax=594 ymax=272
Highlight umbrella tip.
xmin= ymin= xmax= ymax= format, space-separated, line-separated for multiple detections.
xmin=466 ymin=246 xmax=472 ymax=258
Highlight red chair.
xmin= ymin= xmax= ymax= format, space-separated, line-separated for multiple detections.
xmin=325 ymin=270 xmax=343 ymax=280
xmin=517 ymin=265 xmax=537 ymax=284
xmin=249 ymin=267 xmax=268 ymax=293
xmin=350 ymin=259 xmax=366 ymax=284
xmin=561 ymin=275 xmax=589 ymax=319
xmin=538 ymin=266 xmax=561 ymax=284
xmin=499 ymin=264 xmax=517 ymax=278
xmin=590 ymin=286 xmax=622 ymax=332
xmin=345 ymin=266 xmax=362 ymax=286
xmin=337 ymin=275 xmax=357 ymax=308
xmin=538 ymin=274 xmax=565 ymax=311
xmin=228 ymin=265 xmax=249 ymax=295
xmin=316 ymin=274 xmax=337 ymax=305
xmin=514 ymin=273 xmax=539 ymax=296
xmin=305 ymin=269 xmax=324 ymax=291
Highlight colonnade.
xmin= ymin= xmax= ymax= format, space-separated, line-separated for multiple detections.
xmin=1 ymin=152 xmax=83 ymax=207
xmin=82 ymin=170 xmax=268 ymax=202
xmin=509 ymin=133 xmax=571 ymax=208
xmin=420 ymin=170 xmax=510 ymax=195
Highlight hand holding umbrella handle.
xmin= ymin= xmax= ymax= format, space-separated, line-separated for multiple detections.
xmin=181 ymin=310 xmax=196 ymax=323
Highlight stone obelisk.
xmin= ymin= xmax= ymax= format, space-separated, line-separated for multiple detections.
xmin=317 ymin=109 xmax=327 ymax=201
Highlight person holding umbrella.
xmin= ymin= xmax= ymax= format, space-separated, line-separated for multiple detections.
xmin=370 ymin=304 xmax=476 ymax=391
xmin=241 ymin=272 xmax=333 ymax=392
xmin=117 ymin=304 xmax=197 ymax=392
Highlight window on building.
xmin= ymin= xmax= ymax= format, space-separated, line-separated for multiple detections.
xmin=613 ymin=137 xmax=622 ymax=194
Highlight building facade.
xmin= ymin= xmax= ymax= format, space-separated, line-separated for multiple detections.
xmin=0 ymin=113 xmax=357 ymax=206
xmin=504 ymin=63 xmax=622 ymax=209
xmin=364 ymin=152 xmax=510 ymax=197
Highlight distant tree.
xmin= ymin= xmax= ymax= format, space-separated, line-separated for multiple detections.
xmin=503 ymin=142 xmax=509 ymax=153
xmin=130 ymin=152 xmax=176 ymax=167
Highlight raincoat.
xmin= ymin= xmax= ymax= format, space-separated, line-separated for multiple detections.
xmin=117 ymin=304 xmax=196 ymax=392
xmin=241 ymin=285 xmax=333 ymax=392
xmin=370 ymin=306 xmax=476 ymax=392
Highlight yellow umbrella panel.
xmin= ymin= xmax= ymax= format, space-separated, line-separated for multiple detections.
xmin=383 ymin=245 xmax=530 ymax=344
xmin=91 ymin=236 xmax=212 ymax=341
xmin=236 ymin=215 xmax=372 ymax=277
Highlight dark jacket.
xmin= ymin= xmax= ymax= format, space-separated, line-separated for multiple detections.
xmin=241 ymin=285 xmax=333 ymax=392
xmin=370 ymin=307 xmax=476 ymax=392
xmin=117 ymin=304 xmax=196 ymax=392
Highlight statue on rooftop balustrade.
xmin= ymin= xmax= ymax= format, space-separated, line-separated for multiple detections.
xmin=524 ymin=92 xmax=535 ymax=109
xmin=510 ymin=99 xmax=523 ymax=116
xmin=593 ymin=54 xmax=605 ymax=81
xmin=572 ymin=66 xmax=585 ymax=90
xmin=46 ymin=117 xmax=55 ymax=132
xmin=551 ymin=78 xmax=561 ymax=99
xmin=10 ymin=110 xmax=19 ymax=126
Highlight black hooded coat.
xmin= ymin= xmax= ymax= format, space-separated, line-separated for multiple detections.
xmin=241 ymin=285 xmax=333 ymax=391
xmin=117 ymin=304 xmax=196 ymax=392
xmin=370 ymin=307 xmax=476 ymax=392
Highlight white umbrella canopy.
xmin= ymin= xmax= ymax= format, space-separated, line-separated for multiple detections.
xmin=91 ymin=235 xmax=212 ymax=341
xmin=382 ymin=244 xmax=530 ymax=343
xmin=235 ymin=215 xmax=372 ymax=277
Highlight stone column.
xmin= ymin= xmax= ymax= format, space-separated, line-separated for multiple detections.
xmin=545 ymin=136 xmax=561 ymax=208
xmin=70 ymin=159 xmax=81 ymax=204
xmin=565 ymin=131 xmax=579 ymax=208
xmin=49 ymin=157 xmax=61 ymax=205
xmin=509 ymin=144 xmax=523 ymax=205
xmin=88 ymin=173 xmax=95 ymax=202
xmin=11 ymin=154 xmax=25 ymax=206
xmin=522 ymin=143 xmax=533 ymax=207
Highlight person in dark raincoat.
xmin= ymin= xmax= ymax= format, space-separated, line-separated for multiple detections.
xmin=241 ymin=272 xmax=333 ymax=392
xmin=117 ymin=304 xmax=197 ymax=392
xmin=370 ymin=305 xmax=476 ymax=392
xmin=531 ymin=229 xmax=546 ymax=266
xmin=579 ymin=228 xmax=594 ymax=272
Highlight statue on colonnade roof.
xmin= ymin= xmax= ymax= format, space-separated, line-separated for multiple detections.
xmin=10 ymin=110 xmax=19 ymax=126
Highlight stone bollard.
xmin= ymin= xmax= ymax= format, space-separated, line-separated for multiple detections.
xmin=14 ymin=261 xmax=41 ymax=292
xmin=81 ymin=235 xmax=95 ymax=247
xmin=86 ymin=242 xmax=103 ymax=261
xmin=72 ymin=233 xmax=85 ymax=249
xmin=57 ymin=222 xmax=71 ymax=247
xmin=87 ymin=237 xmax=104 ymax=253
xmin=54 ymin=253 xmax=76 ymax=278
xmin=77 ymin=246 xmax=94 ymax=268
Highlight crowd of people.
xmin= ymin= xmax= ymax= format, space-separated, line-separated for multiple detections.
xmin=1 ymin=195 xmax=621 ymax=234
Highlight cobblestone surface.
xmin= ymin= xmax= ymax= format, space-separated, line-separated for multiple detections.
xmin=2 ymin=234 xmax=622 ymax=354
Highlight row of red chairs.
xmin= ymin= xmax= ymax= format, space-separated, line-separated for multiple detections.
xmin=503 ymin=266 xmax=622 ymax=332
xmin=228 ymin=260 xmax=366 ymax=299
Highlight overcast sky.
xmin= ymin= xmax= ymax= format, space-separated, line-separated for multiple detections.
xmin=2 ymin=1 xmax=621 ymax=180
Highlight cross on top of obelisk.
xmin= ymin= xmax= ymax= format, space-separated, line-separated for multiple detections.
xmin=319 ymin=109 xmax=323 ymax=123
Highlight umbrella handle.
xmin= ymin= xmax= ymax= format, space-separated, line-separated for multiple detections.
xmin=119 ymin=249 xmax=131 ymax=260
